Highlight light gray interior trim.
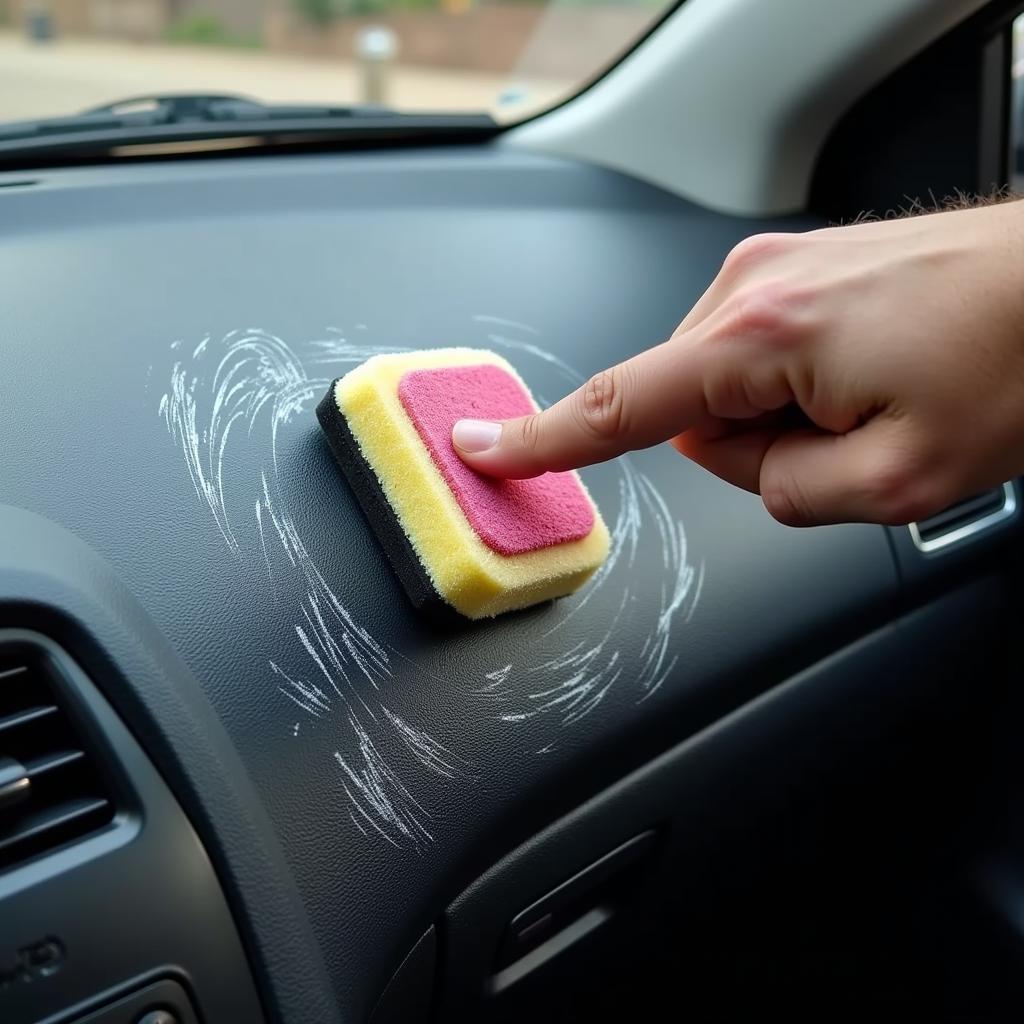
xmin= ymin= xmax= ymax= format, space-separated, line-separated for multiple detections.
xmin=507 ymin=0 xmax=988 ymax=215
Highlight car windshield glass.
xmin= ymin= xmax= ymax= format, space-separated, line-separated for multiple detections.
xmin=0 ymin=0 xmax=677 ymax=126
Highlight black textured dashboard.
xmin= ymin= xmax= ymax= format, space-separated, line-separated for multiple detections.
xmin=0 ymin=146 xmax=922 ymax=1021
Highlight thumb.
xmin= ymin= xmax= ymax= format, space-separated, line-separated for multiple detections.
xmin=452 ymin=340 xmax=708 ymax=479
xmin=759 ymin=419 xmax=934 ymax=526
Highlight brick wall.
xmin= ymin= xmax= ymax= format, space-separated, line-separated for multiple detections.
xmin=6 ymin=0 xmax=168 ymax=39
xmin=2 ymin=0 xmax=655 ymax=80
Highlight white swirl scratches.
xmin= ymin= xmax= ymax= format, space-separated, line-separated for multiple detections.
xmin=635 ymin=474 xmax=703 ymax=700
xmin=158 ymin=321 xmax=703 ymax=851
xmin=272 ymin=664 xmax=325 ymax=716
xmin=160 ymin=327 xmax=471 ymax=851
xmin=473 ymin=320 xmax=703 ymax=722
xmin=304 ymin=330 xmax=412 ymax=366
xmin=335 ymin=716 xmax=433 ymax=851
xmin=479 ymin=664 xmax=512 ymax=692
xmin=496 ymin=591 xmax=628 ymax=726
xmin=161 ymin=348 xmax=238 ymax=553
xmin=381 ymin=707 xmax=472 ymax=779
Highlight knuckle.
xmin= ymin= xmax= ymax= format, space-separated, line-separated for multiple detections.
xmin=717 ymin=284 xmax=807 ymax=346
xmin=517 ymin=412 xmax=544 ymax=455
xmin=575 ymin=365 xmax=628 ymax=439
xmin=861 ymin=445 xmax=939 ymax=525
xmin=722 ymin=233 xmax=790 ymax=276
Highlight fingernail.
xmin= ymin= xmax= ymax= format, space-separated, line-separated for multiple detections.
xmin=452 ymin=418 xmax=501 ymax=453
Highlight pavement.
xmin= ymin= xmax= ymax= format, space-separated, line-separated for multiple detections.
xmin=0 ymin=30 xmax=569 ymax=123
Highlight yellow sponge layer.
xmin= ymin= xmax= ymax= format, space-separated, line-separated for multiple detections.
xmin=334 ymin=348 xmax=610 ymax=619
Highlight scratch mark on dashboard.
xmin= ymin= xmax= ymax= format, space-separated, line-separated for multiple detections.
xmin=161 ymin=354 xmax=240 ymax=553
xmin=686 ymin=562 xmax=706 ymax=624
xmin=472 ymin=314 xmax=540 ymax=335
xmin=382 ymin=707 xmax=474 ymax=780
xmin=335 ymin=715 xmax=433 ymax=852
xmin=479 ymin=664 xmax=512 ymax=692
xmin=271 ymin=660 xmax=328 ymax=717
xmin=255 ymin=498 xmax=277 ymax=598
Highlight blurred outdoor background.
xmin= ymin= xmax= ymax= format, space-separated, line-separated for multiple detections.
xmin=0 ymin=0 xmax=671 ymax=123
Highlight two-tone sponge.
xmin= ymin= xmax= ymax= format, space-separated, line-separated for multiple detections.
xmin=316 ymin=348 xmax=610 ymax=619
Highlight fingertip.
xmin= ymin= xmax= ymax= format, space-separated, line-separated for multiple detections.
xmin=452 ymin=418 xmax=502 ymax=455
xmin=452 ymin=418 xmax=539 ymax=479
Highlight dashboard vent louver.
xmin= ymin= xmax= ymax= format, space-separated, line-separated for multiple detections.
xmin=0 ymin=649 xmax=114 ymax=870
xmin=909 ymin=482 xmax=1017 ymax=553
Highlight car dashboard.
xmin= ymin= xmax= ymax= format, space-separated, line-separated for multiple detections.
xmin=0 ymin=146 xmax=1019 ymax=1024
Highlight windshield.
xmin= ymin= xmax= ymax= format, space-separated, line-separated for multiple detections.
xmin=0 ymin=0 xmax=676 ymax=126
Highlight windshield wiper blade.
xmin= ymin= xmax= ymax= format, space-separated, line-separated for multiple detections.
xmin=0 ymin=92 xmax=478 ymax=138
xmin=0 ymin=92 xmax=497 ymax=161
xmin=88 ymin=93 xmax=397 ymax=123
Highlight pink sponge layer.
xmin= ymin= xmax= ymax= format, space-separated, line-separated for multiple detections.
xmin=397 ymin=363 xmax=595 ymax=556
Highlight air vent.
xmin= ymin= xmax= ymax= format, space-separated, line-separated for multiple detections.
xmin=0 ymin=647 xmax=114 ymax=871
xmin=909 ymin=482 xmax=1017 ymax=553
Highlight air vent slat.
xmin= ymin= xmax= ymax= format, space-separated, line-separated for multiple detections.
xmin=24 ymin=749 xmax=86 ymax=778
xmin=0 ymin=796 xmax=110 ymax=855
xmin=0 ymin=647 xmax=115 ymax=870
xmin=0 ymin=703 xmax=58 ymax=734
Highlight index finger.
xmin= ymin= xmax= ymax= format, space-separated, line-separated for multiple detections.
xmin=451 ymin=338 xmax=712 ymax=479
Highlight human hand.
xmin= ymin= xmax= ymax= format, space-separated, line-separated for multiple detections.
xmin=453 ymin=202 xmax=1024 ymax=526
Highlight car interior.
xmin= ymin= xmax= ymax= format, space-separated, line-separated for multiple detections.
xmin=3 ymin=0 xmax=1024 ymax=1021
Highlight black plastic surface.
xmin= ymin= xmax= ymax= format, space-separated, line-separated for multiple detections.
xmin=442 ymin=577 xmax=1004 ymax=1021
xmin=0 ymin=146 xmax=903 ymax=1019
xmin=0 ymin=632 xmax=262 ymax=1024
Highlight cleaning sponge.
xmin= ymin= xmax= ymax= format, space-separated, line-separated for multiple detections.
xmin=317 ymin=348 xmax=610 ymax=619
